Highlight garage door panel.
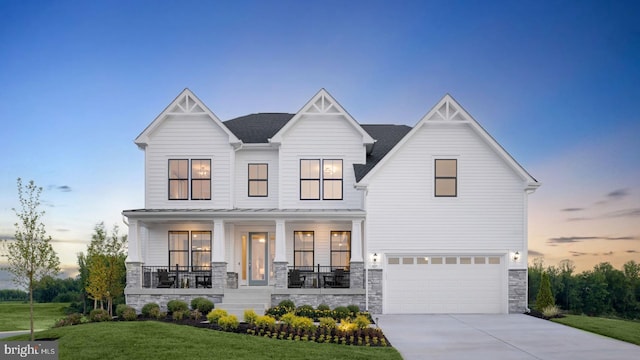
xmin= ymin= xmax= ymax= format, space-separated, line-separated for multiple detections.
xmin=385 ymin=254 xmax=504 ymax=314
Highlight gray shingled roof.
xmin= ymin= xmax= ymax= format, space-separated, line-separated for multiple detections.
xmin=223 ymin=113 xmax=294 ymax=143
xmin=222 ymin=113 xmax=411 ymax=181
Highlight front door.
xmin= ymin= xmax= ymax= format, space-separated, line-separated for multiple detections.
xmin=248 ymin=232 xmax=268 ymax=286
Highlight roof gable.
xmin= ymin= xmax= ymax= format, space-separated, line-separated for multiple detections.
xmin=270 ymin=89 xmax=375 ymax=148
xmin=135 ymin=88 xmax=240 ymax=149
xmin=356 ymin=94 xmax=539 ymax=190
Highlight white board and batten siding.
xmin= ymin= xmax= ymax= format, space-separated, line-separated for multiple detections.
xmin=234 ymin=149 xmax=279 ymax=208
xmin=144 ymin=114 xmax=234 ymax=209
xmin=278 ymin=114 xmax=367 ymax=210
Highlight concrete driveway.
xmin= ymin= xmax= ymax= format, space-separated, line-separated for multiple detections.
xmin=376 ymin=314 xmax=640 ymax=360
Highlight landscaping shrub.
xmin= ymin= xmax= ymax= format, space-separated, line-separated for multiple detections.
xmin=535 ymin=272 xmax=555 ymax=311
xmin=122 ymin=308 xmax=137 ymax=321
xmin=244 ymin=309 xmax=258 ymax=324
xmin=353 ymin=314 xmax=370 ymax=329
xmin=280 ymin=312 xmax=296 ymax=326
xmin=295 ymin=304 xmax=315 ymax=319
xmin=89 ymin=309 xmax=111 ymax=322
xmin=347 ymin=304 xmax=360 ymax=315
xmin=337 ymin=319 xmax=357 ymax=332
xmin=291 ymin=316 xmax=316 ymax=332
xmin=148 ymin=307 xmax=165 ymax=320
xmin=255 ymin=315 xmax=276 ymax=329
xmin=265 ymin=305 xmax=290 ymax=319
xmin=218 ymin=314 xmax=239 ymax=331
xmin=278 ymin=299 xmax=295 ymax=311
xmin=141 ymin=302 xmax=160 ymax=318
xmin=54 ymin=313 xmax=83 ymax=327
xmin=317 ymin=303 xmax=330 ymax=311
xmin=542 ymin=304 xmax=561 ymax=318
xmin=173 ymin=310 xmax=186 ymax=321
xmin=333 ymin=306 xmax=350 ymax=320
xmin=115 ymin=304 xmax=129 ymax=318
xmin=191 ymin=297 xmax=214 ymax=314
xmin=319 ymin=317 xmax=336 ymax=329
xmin=207 ymin=309 xmax=228 ymax=325
xmin=167 ymin=299 xmax=189 ymax=313
xmin=190 ymin=309 xmax=203 ymax=321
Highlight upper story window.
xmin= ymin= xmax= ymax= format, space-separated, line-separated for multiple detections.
xmin=168 ymin=159 xmax=211 ymax=200
xmin=293 ymin=231 xmax=314 ymax=267
xmin=248 ymin=163 xmax=268 ymax=197
xmin=300 ymin=159 xmax=343 ymax=200
xmin=434 ymin=159 xmax=457 ymax=197
xmin=300 ymin=159 xmax=320 ymax=200
xmin=330 ymin=231 xmax=350 ymax=268
xmin=322 ymin=159 xmax=343 ymax=200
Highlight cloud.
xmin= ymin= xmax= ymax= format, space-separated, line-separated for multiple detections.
xmin=50 ymin=238 xmax=89 ymax=245
xmin=562 ymin=208 xmax=584 ymax=212
xmin=626 ymin=250 xmax=638 ymax=253
xmin=607 ymin=188 xmax=629 ymax=199
xmin=567 ymin=217 xmax=592 ymax=222
xmin=48 ymin=185 xmax=72 ymax=192
xmin=569 ymin=251 xmax=587 ymax=257
xmin=602 ymin=251 xmax=614 ymax=256
xmin=528 ymin=250 xmax=544 ymax=257
xmin=603 ymin=208 xmax=640 ymax=219
xmin=56 ymin=228 xmax=71 ymax=232
xmin=547 ymin=236 xmax=637 ymax=244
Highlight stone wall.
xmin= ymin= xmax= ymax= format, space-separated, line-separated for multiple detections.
xmin=226 ymin=272 xmax=238 ymax=289
xmin=126 ymin=292 xmax=223 ymax=312
xmin=211 ymin=262 xmax=227 ymax=289
xmin=125 ymin=262 xmax=142 ymax=290
xmin=273 ymin=262 xmax=288 ymax=289
xmin=367 ymin=268 xmax=383 ymax=314
xmin=509 ymin=269 xmax=527 ymax=313
xmin=349 ymin=262 xmax=364 ymax=289
xmin=271 ymin=293 xmax=365 ymax=311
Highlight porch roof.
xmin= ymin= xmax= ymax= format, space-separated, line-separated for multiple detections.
xmin=122 ymin=208 xmax=366 ymax=221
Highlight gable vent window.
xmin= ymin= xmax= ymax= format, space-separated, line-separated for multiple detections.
xmin=168 ymin=159 xmax=211 ymax=200
xmin=248 ymin=163 xmax=268 ymax=197
xmin=434 ymin=159 xmax=457 ymax=197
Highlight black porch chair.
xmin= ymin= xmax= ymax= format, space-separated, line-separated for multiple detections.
xmin=323 ymin=268 xmax=346 ymax=288
xmin=288 ymin=269 xmax=306 ymax=288
xmin=157 ymin=269 xmax=176 ymax=288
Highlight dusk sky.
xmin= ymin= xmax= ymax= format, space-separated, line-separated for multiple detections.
xmin=1 ymin=0 xmax=638 ymax=286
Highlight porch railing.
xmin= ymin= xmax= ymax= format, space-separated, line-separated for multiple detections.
xmin=142 ymin=265 xmax=212 ymax=289
xmin=288 ymin=265 xmax=350 ymax=289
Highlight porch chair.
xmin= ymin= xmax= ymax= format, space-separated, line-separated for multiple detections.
xmin=196 ymin=274 xmax=212 ymax=288
xmin=157 ymin=269 xmax=176 ymax=288
xmin=323 ymin=268 xmax=346 ymax=288
xmin=288 ymin=269 xmax=306 ymax=288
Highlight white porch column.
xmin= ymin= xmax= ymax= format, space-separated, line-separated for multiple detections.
xmin=350 ymin=219 xmax=363 ymax=262
xmin=274 ymin=219 xmax=286 ymax=262
xmin=212 ymin=219 xmax=225 ymax=262
xmin=126 ymin=219 xmax=141 ymax=263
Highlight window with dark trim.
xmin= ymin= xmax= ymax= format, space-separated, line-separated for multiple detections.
xmin=248 ymin=163 xmax=268 ymax=197
xmin=168 ymin=159 xmax=189 ymax=200
xmin=322 ymin=159 xmax=343 ymax=200
xmin=435 ymin=159 xmax=457 ymax=197
xmin=191 ymin=231 xmax=211 ymax=271
xmin=293 ymin=231 xmax=314 ymax=267
xmin=191 ymin=159 xmax=211 ymax=200
xmin=300 ymin=159 xmax=320 ymax=200
xmin=330 ymin=231 xmax=350 ymax=269
xmin=168 ymin=231 xmax=189 ymax=268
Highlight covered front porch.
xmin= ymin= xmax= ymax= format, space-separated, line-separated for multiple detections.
xmin=122 ymin=209 xmax=368 ymax=311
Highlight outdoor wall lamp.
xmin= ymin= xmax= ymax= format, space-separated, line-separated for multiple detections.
xmin=513 ymin=251 xmax=520 ymax=261
xmin=372 ymin=253 xmax=379 ymax=266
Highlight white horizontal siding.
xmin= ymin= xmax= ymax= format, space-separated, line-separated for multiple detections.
xmin=366 ymin=123 xmax=525 ymax=253
xmin=234 ymin=149 xmax=279 ymax=208
xmin=279 ymin=114 xmax=366 ymax=209
xmin=145 ymin=114 xmax=233 ymax=209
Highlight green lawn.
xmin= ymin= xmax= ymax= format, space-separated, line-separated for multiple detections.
xmin=552 ymin=314 xmax=640 ymax=345
xmin=0 ymin=302 xmax=69 ymax=331
xmin=7 ymin=321 xmax=402 ymax=360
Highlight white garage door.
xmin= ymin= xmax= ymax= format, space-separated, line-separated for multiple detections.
xmin=385 ymin=255 xmax=505 ymax=314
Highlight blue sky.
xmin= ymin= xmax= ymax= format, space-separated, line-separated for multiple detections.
xmin=1 ymin=0 xmax=639 ymax=285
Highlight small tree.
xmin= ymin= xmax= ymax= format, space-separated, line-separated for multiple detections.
xmin=535 ymin=271 xmax=555 ymax=312
xmin=1 ymin=178 xmax=60 ymax=340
